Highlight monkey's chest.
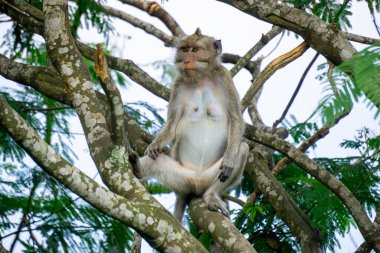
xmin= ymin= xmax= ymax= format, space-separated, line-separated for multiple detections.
xmin=183 ymin=88 xmax=226 ymax=122
xmin=176 ymin=89 xmax=228 ymax=169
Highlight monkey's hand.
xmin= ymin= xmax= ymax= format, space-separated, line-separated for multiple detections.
xmin=218 ymin=164 xmax=233 ymax=182
xmin=145 ymin=141 xmax=163 ymax=160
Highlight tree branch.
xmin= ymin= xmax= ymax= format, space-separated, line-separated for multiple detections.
xmin=131 ymin=232 xmax=142 ymax=253
xmin=119 ymin=0 xmax=185 ymax=37
xmin=271 ymin=127 xmax=330 ymax=176
xmin=244 ymin=124 xmax=380 ymax=251
xmin=221 ymin=193 xmax=245 ymax=207
xmin=100 ymin=2 xmax=175 ymax=46
xmin=76 ymin=42 xmax=171 ymax=102
xmin=240 ymin=41 xmax=309 ymax=112
xmin=354 ymin=207 xmax=380 ymax=253
xmin=216 ymin=0 xmax=356 ymax=65
xmin=0 ymin=96 xmax=207 ymax=253
xmin=0 ymin=53 xmax=151 ymax=154
xmin=245 ymin=149 xmax=322 ymax=252
xmin=0 ymin=0 xmax=171 ymax=103
xmin=230 ymin=26 xmax=283 ymax=77
xmin=345 ymin=32 xmax=380 ymax=45
xmin=95 ymin=44 xmax=127 ymax=147
xmin=221 ymin=53 xmax=262 ymax=74
xmin=43 ymin=0 xmax=113 ymax=162
xmin=272 ymin=52 xmax=320 ymax=130
xmin=189 ymin=198 xmax=258 ymax=253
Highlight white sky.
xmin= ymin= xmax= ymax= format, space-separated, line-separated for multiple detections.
xmin=0 ymin=0 xmax=379 ymax=252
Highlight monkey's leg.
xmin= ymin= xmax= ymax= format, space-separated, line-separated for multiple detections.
xmin=202 ymin=142 xmax=249 ymax=216
xmin=135 ymin=154 xmax=220 ymax=195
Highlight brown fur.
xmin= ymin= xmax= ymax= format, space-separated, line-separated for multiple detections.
xmin=131 ymin=29 xmax=248 ymax=221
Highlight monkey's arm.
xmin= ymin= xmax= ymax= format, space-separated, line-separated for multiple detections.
xmin=145 ymin=84 xmax=182 ymax=159
xmin=219 ymin=74 xmax=245 ymax=182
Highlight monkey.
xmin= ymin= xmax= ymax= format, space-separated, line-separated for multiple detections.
xmin=129 ymin=28 xmax=249 ymax=221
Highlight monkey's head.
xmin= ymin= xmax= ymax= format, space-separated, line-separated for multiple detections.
xmin=175 ymin=28 xmax=222 ymax=78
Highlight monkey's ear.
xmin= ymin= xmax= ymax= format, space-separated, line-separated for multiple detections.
xmin=214 ymin=40 xmax=222 ymax=55
xmin=195 ymin=28 xmax=202 ymax=36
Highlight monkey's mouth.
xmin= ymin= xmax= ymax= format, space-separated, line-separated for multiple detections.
xmin=184 ymin=69 xmax=197 ymax=76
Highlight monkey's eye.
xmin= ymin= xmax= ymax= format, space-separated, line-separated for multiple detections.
xmin=180 ymin=47 xmax=189 ymax=52
xmin=191 ymin=47 xmax=199 ymax=52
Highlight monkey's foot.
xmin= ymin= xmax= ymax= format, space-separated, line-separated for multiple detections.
xmin=203 ymin=194 xmax=229 ymax=217
xmin=128 ymin=148 xmax=143 ymax=179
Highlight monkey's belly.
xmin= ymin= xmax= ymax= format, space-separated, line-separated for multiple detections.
xmin=177 ymin=118 xmax=227 ymax=171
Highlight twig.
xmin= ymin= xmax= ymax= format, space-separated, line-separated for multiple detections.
xmin=271 ymin=127 xmax=330 ymax=176
xmin=221 ymin=193 xmax=245 ymax=207
xmin=372 ymin=13 xmax=380 ymax=36
xmin=345 ymin=32 xmax=380 ymax=45
xmin=9 ymin=215 xmax=25 ymax=252
xmin=272 ymin=52 xmax=319 ymax=130
xmin=119 ymin=0 xmax=185 ymax=37
xmin=229 ymin=26 xmax=283 ymax=77
xmin=23 ymin=106 xmax=72 ymax=112
xmin=131 ymin=232 xmax=142 ymax=253
xmin=10 ymin=179 xmax=40 ymax=252
xmin=221 ymin=54 xmax=262 ymax=74
xmin=100 ymin=3 xmax=175 ymax=46
xmin=24 ymin=217 xmax=43 ymax=250
xmin=263 ymin=30 xmax=285 ymax=59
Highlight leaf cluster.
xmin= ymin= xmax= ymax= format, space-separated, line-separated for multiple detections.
xmin=0 ymin=163 xmax=133 ymax=252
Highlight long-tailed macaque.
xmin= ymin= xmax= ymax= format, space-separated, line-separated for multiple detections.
xmin=130 ymin=28 xmax=248 ymax=221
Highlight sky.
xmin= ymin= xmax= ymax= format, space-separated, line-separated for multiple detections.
xmin=0 ymin=0 xmax=379 ymax=252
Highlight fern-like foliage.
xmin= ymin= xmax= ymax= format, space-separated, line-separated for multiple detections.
xmin=339 ymin=43 xmax=380 ymax=111
xmin=308 ymin=43 xmax=380 ymax=127
xmin=0 ymin=163 xmax=133 ymax=252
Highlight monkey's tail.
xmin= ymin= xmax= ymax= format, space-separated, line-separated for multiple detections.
xmin=173 ymin=194 xmax=190 ymax=222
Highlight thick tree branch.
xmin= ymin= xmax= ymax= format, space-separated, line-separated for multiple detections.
xmin=189 ymin=199 xmax=257 ymax=253
xmin=0 ymin=0 xmax=171 ymax=102
xmin=245 ymin=125 xmax=380 ymax=251
xmin=42 ymin=2 xmax=151 ymax=203
xmin=76 ymin=42 xmax=171 ymax=102
xmin=0 ymin=96 xmax=207 ymax=253
xmin=0 ymin=54 xmax=151 ymax=155
xmin=43 ymin=0 xmax=113 ymax=162
xmin=245 ymin=150 xmax=322 ymax=252
xmin=216 ymin=0 xmax=356 ymax=65
xmin=355 ymin=207 xmax=380 ymax=253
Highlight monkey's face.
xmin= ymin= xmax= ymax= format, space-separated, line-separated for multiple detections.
xmin=175 ymin=29 xmax=222 ymax=78
xmin=179 ymin=46 xmax=206 ymax=77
